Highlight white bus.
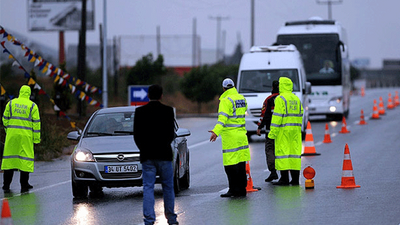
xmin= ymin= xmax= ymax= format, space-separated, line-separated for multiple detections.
xmin=276 ymin=17 xmax=351 ymax=120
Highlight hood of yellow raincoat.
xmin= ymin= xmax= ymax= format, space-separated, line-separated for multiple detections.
xmin=279 ymin=77 xmax=293 ymax=94
xmin=19 ymin=85 xmax=31 ymax=99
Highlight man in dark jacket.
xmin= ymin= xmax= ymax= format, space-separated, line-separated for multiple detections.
xmin=133 ymin=84 xmax=178 ymax=225
xmin=256 ymin=80 xmax=279 ymax=182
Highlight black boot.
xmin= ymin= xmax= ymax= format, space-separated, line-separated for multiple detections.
xmin=3 ymin=170 xmax=14 ymax=192
xmin=265 ymin=170 xmax=278 ymax=182
xmin=273 ymin=170 xmax=289 ymax=185
xmin=289 ymin=170 xmax=300 ymax=185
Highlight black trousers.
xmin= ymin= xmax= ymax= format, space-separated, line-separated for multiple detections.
xmin=3 ymin=170 xmax=30 ymax=189
xmin=224 ymin=161 xmax=247 ymax=195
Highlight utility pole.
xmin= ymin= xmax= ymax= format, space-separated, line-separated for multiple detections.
xmin=251 ymin=0 xmax=255 ymax=47
xmin=209 ymin=15 xmax=229 ymax=62
xmin=77 ymin=0 xmax=87 ymax=116
xmin=102 ymin=0 xmax=108 ymax=108
xmin=316 ymin=0 xmax=343 ymax=20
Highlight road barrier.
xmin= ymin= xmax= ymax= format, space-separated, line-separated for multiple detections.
xmin=322 ymin=123 xmax=332 ymax=143
xmin=338 ymin=116 xmax=350 ymax=134
xmin=302 ymin=121 xmax=320 ymax=156
xmin=337 ymin=144 xmax=360 ymax=189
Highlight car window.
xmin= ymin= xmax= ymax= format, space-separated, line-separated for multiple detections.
xmin=86 ymin=112 xmax=134 ymax=136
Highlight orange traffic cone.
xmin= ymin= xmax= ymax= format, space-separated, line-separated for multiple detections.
xmin=394 ymin=91 xmax=400 ymax=107
xmin=302 ymin=121 xmax=321 ymax=156
xmin=322 ymin=123 xmax=332 ymax=143
xmin=245 ymin=161 xmax=260 ymax=192
xmin=338 ymin=116 xmax=350 ymax=133
xmin=1 ymin=198 xmax=12 ymax=225
xmin=378 ymin=97 xmax=386 ymax=115
xmin=371 ymin=99 xmax=380 ymax=119
xmin=337 ymin=144 xmax=360 ymax=189
xmin=387 ymin=93 xmax=395 ymax=109
xmin=360 ymin=86 xmax=365 ymax=97
xmin=358 ymin=109 xmax=367 ymax=125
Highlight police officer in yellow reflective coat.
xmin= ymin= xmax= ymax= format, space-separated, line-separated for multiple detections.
xmin=2 ymin=85 xmax=41 ymax=192
xmin=209 ymin=78 xmax=251 ymax=197
xmin=268 ymin=77 xmax=303 ymax=186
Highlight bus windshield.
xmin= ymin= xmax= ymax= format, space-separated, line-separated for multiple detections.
xmin=277 ymin=34 xmax=341 ymax=86
xmin=238 ymin=69 xmax=300 ymax=93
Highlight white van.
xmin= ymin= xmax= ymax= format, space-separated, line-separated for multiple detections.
xmin=236 ymin=45 xmax=311 ymax=140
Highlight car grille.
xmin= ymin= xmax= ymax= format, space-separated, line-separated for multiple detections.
xmin=100 ymin=171 xmax=142 ymax=179
xmin=94 ymin=153 xmax=140 ymax=163
xmin=249 ymin=108 xmax=262 ymax=117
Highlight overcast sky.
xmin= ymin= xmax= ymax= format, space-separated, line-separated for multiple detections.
xmin=1 ymin=0 xmax=400 ymax=68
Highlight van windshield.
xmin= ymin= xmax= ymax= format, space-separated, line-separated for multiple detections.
xmin=238 ymin=69 xmax=300 ymax=93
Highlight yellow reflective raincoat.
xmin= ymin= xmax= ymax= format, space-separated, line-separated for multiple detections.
xmin=2 ymin=85 xmax=41 ymax=172
xmin=268 ymin=77 xmax=303 ymax=170
xmin=212 ymin=87 xmax=251 ymax=166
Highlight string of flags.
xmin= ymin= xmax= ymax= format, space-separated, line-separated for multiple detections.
xmin=0 ymin=44 xmax=79 ymax=128
xmin=0 ymin=25 xmax=103 ymax=108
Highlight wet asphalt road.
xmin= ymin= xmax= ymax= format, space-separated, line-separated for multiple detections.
xmin=1 ymin=87 xmax=400 ymax=225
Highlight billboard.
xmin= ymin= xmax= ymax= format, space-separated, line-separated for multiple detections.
xmin=28 ymin=0 xmax=95 ymax=31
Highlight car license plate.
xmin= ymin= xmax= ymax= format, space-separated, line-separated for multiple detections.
xmin=105 ymin=165 xmax=138 ymax=173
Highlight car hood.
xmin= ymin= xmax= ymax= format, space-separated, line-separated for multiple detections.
xmin=80 ymin=135 xmax=139 ymax=154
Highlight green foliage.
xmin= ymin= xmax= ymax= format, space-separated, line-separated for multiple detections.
xmin=180 ymin=63 xmax=239 ymax=112
xmin=35 ymin=116 xmax=71 ymax=161
xmin=126 ymin=53 xmax=167 ymax=85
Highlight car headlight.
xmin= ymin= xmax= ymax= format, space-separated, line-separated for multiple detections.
xmin=329 ymin=96 xmax=342 ymax=104
xmin=74 ymin=149 xmax=95 ymax=162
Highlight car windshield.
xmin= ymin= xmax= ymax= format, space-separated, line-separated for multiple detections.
xmin=86 ymin=112 xmax=134 ymax=137
xmin=238 ymin=69 xmax=300 ymax=93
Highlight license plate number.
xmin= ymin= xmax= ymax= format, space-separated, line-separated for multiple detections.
xmin=105 ymin=165 xmax=138 ymax=173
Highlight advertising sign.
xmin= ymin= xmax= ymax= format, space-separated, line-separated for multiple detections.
xmin=128 ymin=85 xmax=150 ymax=106
xmin=28 ymin=0 xmax=95 ymax=31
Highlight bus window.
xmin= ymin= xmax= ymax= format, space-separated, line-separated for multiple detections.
xmin=277 ymin=33 xmax=341 ymax=85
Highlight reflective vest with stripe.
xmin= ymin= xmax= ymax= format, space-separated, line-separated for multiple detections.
xmin=268 ymin=78 xmax=303 ymax=170
xmin=212 ymin=87 xmax=251 ymax=166
xmin=2 ymin=86 xmax=41 ymax=172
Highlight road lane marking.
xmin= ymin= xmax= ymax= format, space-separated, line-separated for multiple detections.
xmin=5 ymin=180 xmax=71 ymax=198
xmin=188 ymin=140 xmax=211 ymax=149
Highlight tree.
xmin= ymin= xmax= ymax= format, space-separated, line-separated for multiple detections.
xmin=126 ymin=53 xmax=166 ymax=85
xmin=180 ymin=66 xmax=217 ymax=113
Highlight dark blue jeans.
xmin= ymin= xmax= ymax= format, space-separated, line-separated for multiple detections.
xmin=142 ymin=160 xmax=177 ymax=225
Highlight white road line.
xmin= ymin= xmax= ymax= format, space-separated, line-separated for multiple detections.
xmin=188 ymin=140 xmax=210 ymax=149
xmin=3 ymin=180 xmax=71 ymax=198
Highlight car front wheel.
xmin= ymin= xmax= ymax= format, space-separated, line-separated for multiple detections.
xmin=174 ymin=161 xmax=181 ymax=194
xmin=72 ymin=174 xmax=88 ymax=198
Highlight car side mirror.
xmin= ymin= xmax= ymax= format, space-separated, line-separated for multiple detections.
xmin=176 ymin=128 xmax=191 ymax=137
xmin=67 ymin=131 xmax=81 ymax=141
xmin=303 ymin=82 xmax=312 ymax=95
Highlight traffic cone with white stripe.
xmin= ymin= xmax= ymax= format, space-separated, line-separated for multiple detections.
xmin=322 ymin=123 xmax=332 ymax=143
xmin=394 ymin=91 xmax=400 ymax=107
xmin=378 ymin=96 xmax=386 ymax=115
xmin=245 ymin=161 xmax=260 ymax=192
xmin=371 ymin=99 xmax=380 ymax=119
xmin=358 ymin=109 xmax=367 ymax=125
xmin=302 ymin=121 xmax=321 ymax=156
xmin=387 ymin=93 xmax=395 ymax=109
xmin=338 ymin=116 xmax=350 ymax=134
xmin=360 ymin=86 xmax=365 ymax=97
xmin=1 ymin=198 xmax=13 ymax=225
xmin=337 ymin=144 xmax=360 ymax=189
